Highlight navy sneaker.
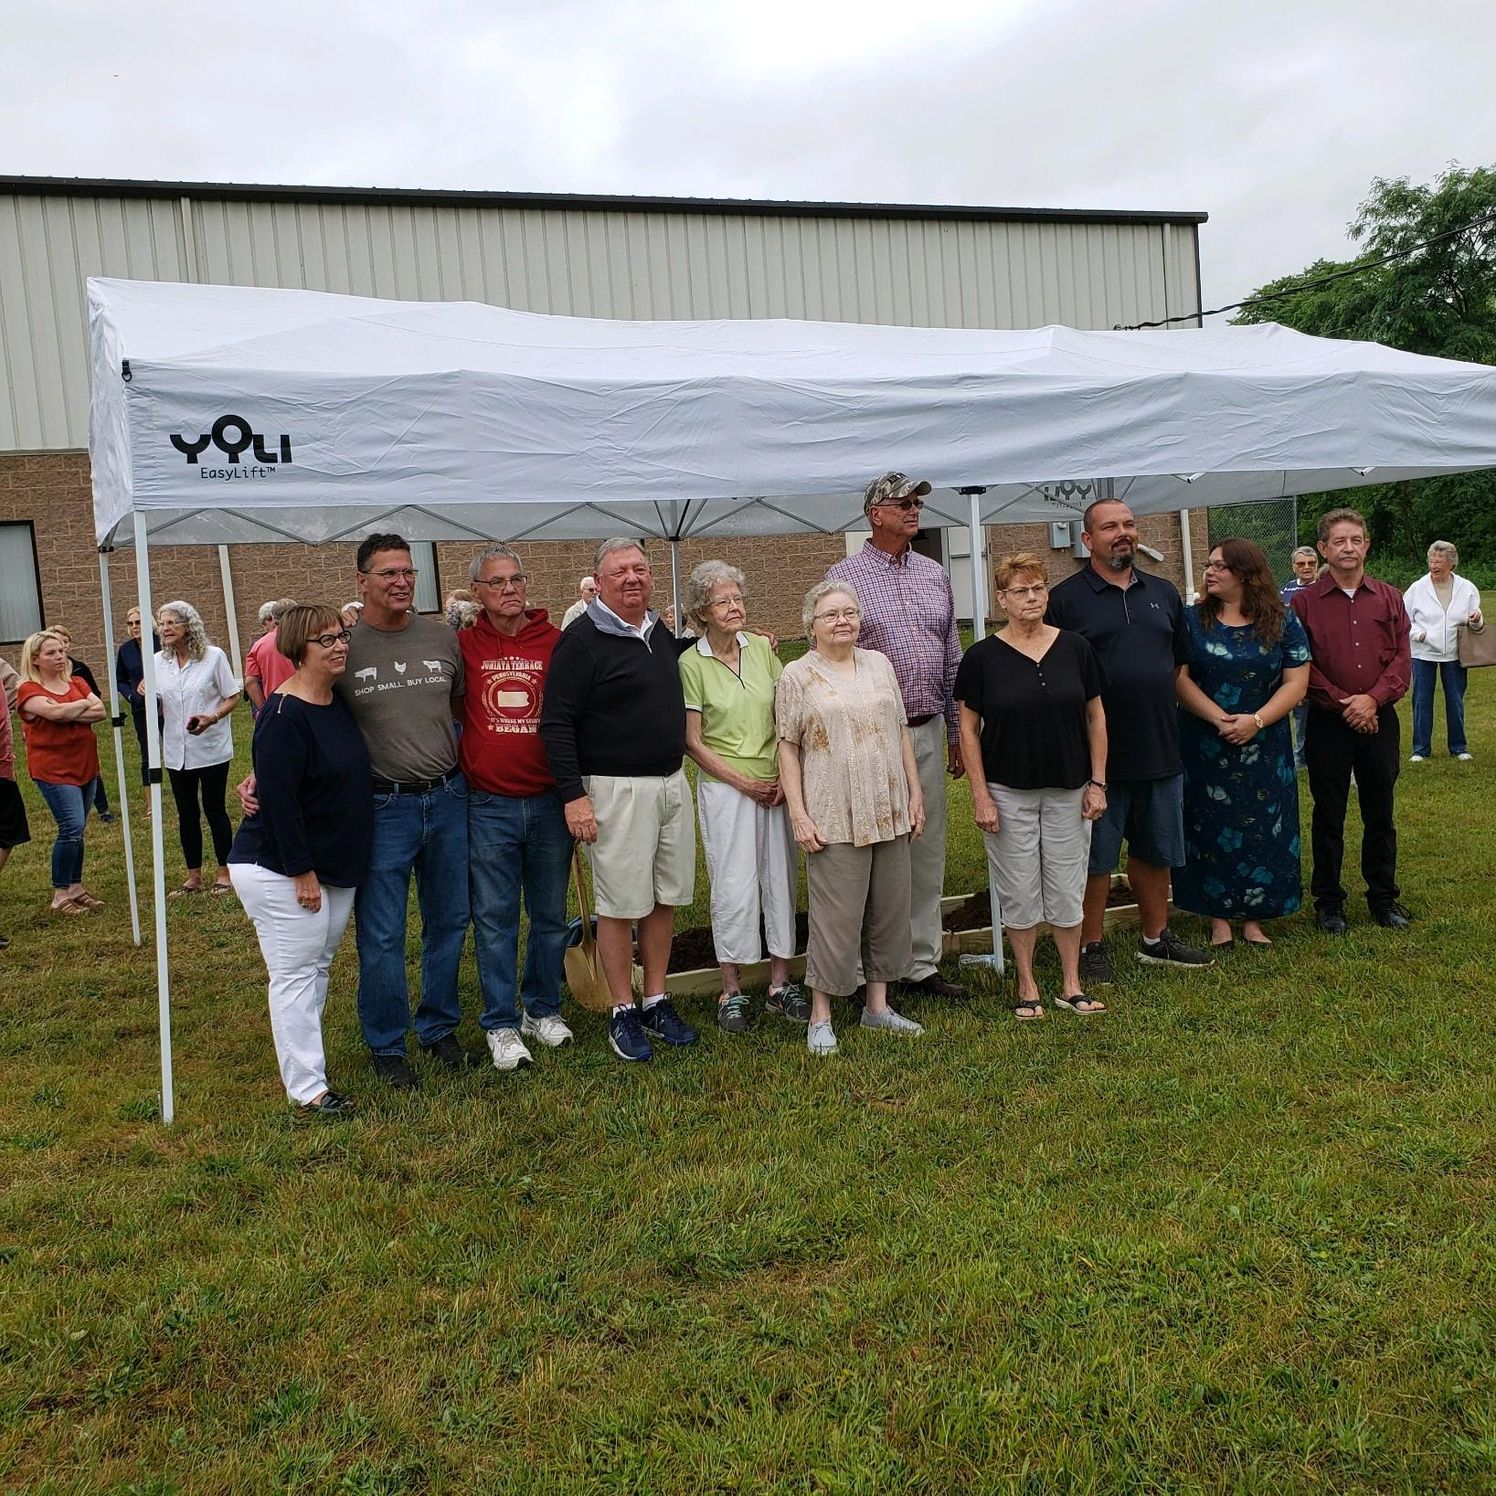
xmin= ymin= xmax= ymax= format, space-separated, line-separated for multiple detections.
xmin=608 ymin=1006 xmax=653 ymax=1062
xmin=640 ymin=998 xmax=698 ymax=1046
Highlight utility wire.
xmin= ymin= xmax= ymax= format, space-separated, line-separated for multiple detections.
xmin=1116 ymin=207 xmax=1496 ymax=330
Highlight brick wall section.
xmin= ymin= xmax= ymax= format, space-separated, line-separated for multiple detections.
xmin=0 ymin=453 xmax=1207 ymax=674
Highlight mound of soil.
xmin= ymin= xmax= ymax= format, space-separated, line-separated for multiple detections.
xmin=942 ymin=880 xmax=1135 ymax=932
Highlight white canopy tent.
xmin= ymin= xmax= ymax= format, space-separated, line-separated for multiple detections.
xmin=87 ymin=277 xmax=1496 ymax=1121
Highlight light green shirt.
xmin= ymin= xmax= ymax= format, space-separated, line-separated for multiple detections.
xmin=679 ymin=632 xmax=783 ymax=783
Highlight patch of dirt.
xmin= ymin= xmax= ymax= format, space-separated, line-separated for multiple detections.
xmin=668 ymin=912 xmax=811 ymax=973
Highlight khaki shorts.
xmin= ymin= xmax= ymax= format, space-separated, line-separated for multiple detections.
xmin=585 ymin=769 xmax=697 ymax=920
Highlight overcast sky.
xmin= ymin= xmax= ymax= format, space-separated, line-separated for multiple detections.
xmin=4 ymin=0 xmax=1493 ymax=316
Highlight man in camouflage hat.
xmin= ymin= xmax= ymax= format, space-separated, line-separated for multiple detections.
xmin=824 ymin=471 xmax=968 ymax=1001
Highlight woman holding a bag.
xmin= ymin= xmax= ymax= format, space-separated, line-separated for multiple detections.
xmin=1405 ymin=541 xmax=1484 ymax=762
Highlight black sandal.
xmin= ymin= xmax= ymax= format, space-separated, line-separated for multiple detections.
xmin=294 ymin=1091 xmax=356 ymax=1120
xmin=1013 ymin=997 xmax=1046 ymax=1021
xmin=1054 ymin=992 xmax=1107 ymax=1015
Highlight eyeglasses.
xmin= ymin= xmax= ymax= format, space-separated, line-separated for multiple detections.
xmin=814 ymin=607 xmax=861 ymax=623
xmin=1001 ymin=583 xmax=1048 ymax=599
xmin=877 ymin=497 xmax=924 ymax=511
xmin=361 ymin=568 xmax=419 ymax=582
xmin=1204 ymin=560 xmax=1233 ymax=573
xmin=708 ymin=594 xmax=746 ymax=610
xmin=310 ymin=629 xmax=354 ymax=649
xmin=475 ymin=574 xmax=526 ymax=590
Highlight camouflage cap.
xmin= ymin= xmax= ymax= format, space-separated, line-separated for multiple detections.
xmin=863 ymin=471 xmax=933 ymax=513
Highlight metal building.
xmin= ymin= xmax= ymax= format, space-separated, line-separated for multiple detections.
xmin=0 ymin=177 xmax=1209 ymax=664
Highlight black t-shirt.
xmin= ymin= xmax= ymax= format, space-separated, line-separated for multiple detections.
xmin=1045 ymin=567 xmax=1188 ymax=781
xmin=955 ymin=629 xmax=1106 ymax=790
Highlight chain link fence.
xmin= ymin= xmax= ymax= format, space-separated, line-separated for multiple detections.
xmin=1206 ymin=497 xmax=1300 ymax=580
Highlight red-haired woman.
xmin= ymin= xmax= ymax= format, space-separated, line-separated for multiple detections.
xmin=1174 ymin=539 xmax=1311 ymax=948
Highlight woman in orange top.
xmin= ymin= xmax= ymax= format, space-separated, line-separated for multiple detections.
xmin=16 ymin=630 xmax=106 ymax=914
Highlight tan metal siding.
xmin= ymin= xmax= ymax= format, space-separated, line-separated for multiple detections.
xmin=0 ymin=192 xmax=1200 ymax=451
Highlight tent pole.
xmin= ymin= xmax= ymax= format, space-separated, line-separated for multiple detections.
xmin=133 ymin=514 xmax=175 ymax=1125
xmin=98 ymin=551 xmax=141 ymax=946
xmin=955 ymin=487 xmax=1003 ymax=974
xmin=1178 ymin=508 xmax=1196 ymax=601
xmin=218 ymin=545 xmax=243 ymax=677
xmin=670 ymin=539 xmax=683 ymax=633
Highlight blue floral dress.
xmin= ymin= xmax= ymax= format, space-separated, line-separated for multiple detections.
xmin=1173 ymin=607 xmax=1311 ymax=920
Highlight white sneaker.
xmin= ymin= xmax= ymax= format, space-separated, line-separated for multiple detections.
xmin=486 ymin=1028 xmax=533 ymax=1071
xmin=807 ymin=1020 xmax=838 ymax=1057
xmin=1409 ymin=754 xmax=1426 ymax=763
xmin=859 ymin=1007 xmax=925 ymax=1036
xmin=1457 ymin=752 xmax=1475 ymax=761
xmin=521 ymin=1011 xmax=574 ymax=1047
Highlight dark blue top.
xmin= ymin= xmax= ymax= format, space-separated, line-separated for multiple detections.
xmin=229 ymin=692 xmax=373 ymax=886
xmin=1046 ymin=566 xmax=1189 ymax=781
xmin=115 ymin=634 xmax=161 ymax=714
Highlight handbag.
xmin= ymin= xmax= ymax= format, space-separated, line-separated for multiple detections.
xmin=562 ymin=849 xmax=642 ymax=1012
xmin=1457 ymin=621 xmax=1496 ymax=669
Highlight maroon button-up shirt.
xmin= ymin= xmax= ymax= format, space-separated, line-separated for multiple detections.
xmin=1290 ymin=572 xmax=1411 ymax=712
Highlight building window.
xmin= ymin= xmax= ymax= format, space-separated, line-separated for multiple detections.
xmin=411 ymin=540 xmax=440 ymax=614
xmin=0 ymin=523 xmax=43 ymax=643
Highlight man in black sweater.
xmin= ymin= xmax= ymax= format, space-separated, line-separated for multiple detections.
xmin=540 ymin=538 xmax=699 ymax=1063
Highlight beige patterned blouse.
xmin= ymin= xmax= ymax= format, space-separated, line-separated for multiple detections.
xmin=775 ymin=646 xmax=911 ymax=848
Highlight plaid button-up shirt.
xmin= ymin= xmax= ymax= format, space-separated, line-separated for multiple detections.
xmin=825 ymin=542 xmax=961 ymax=744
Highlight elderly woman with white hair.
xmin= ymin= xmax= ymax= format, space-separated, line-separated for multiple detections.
xmin=680 ymin=560 xmax=809 ymax=1033
xmin=156 ymin=600 xmax=241 ymax=895
xmin=1405 ymin=540 xmax=1484 ymax=762
xmin=776 ymin=580 xmax=926 ymax=1056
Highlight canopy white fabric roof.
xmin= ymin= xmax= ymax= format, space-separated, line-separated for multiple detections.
xmin=89 ymin=276 xmax=1496 ymax=548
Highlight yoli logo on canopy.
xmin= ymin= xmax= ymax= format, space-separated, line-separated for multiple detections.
xmin=170 ymin=414 xmax=293 ymax=481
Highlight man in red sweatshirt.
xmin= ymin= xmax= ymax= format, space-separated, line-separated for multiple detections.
xmin=459 ymin=543 xmax=575 ymax=1070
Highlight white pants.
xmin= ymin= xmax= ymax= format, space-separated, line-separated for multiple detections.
xmin=697 ymin=778 xmax=798 ymax=965
xmin=908 ymin=716 xmax=950 ymax=980
xmin=229 ymin=862 xmax=357 ymax=1104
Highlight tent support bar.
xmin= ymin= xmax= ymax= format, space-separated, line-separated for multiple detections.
xmin=670 ymin=540 xmax=683 ymax=634
xmin=133 ymin=513 xmax=175 ymax=1126
xmin=1178 ymin=507 xmax=1196 ymax=600
xmin=218 ymin=546 xmax=243 ymax=677
xmin=98 ymin=551 xmax=141 ymax=947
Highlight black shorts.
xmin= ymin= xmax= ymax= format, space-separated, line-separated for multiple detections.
xmin=0 ymin=777 xmax=31 ymax=849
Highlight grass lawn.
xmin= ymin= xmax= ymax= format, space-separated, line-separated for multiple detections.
xmin=3 ymin=676 xmax=1496 ymax=1492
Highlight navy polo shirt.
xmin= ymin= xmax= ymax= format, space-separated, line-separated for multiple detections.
xmin=1046 ymin=566 xmax=1188 ymax=781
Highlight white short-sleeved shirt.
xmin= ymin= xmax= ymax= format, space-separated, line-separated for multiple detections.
xmin=155 ymin=645 xmax=241 ymax=770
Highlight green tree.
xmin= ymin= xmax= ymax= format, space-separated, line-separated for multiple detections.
xmin=1234 ymin=165 xmax=1496 ymax=580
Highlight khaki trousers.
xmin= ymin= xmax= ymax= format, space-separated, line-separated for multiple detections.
xmin=804 ymin=836 xmax=913 ymax=998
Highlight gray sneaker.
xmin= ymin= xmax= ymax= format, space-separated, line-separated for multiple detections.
xmin=765 ymin=981 xmax=811 ymax=1023
xmin=807 ymin=1020 xmax=838 ymax=1057
xmin=716 ymin=992 xmax=751 ymax=1034
xmin=1079 ymin=941 xmax=1115 ymax=987
xmin=859 ymin=1007 xmax=924 ymax=1036
xmin=1136 ymin=927 xmax=1214 ymax=968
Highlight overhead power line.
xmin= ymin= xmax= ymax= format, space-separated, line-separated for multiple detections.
xmin=1116 ymin=207 xmax=1496 ymax=330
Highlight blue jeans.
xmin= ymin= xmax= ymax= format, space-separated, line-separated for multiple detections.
xmin=35 ymin=778 xmax=97 ymax=889
xmin=1411 ymin=658 xmax=1468 ymax=757
xmin=469 ymin=790 xmax=573 ymax=1030
xmin=354 ymin=773 xmax=472 ymax=1056
xmin=1290 ymin=702 xmax=1308 ymax=769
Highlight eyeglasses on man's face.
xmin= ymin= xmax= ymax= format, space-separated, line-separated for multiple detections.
xmin=475 ymin=574 xmax=526 ymax=591
xmin=361 ymin=567 xmax=419 ymax=582
xmin=310 ymin=629 xmax=354 ymax=649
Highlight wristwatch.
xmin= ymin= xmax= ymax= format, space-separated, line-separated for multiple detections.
xmin=1088 ymin=779 xmax=1107 ymax=791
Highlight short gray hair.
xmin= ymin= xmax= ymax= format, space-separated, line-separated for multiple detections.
xmin=593 ymin=537 xmax=647 ymax=573
xmin=802 ymin=580 xmax=859 ymax=639
xmin=468 ymin=542 xmax=524 ymax=584
xmin=1291 ymin=546 xmax=1318 ymax=563
xmin=257 ymin=600 xmax=277 ymax=625
xmin=159 ymin=600 xmax=209 ymax=662
xmin=1428 ymin=539 xmax=1459 ymax=566
xmin=685 ymin=560 xmax=747 ymax=628
xmin=270 ymin=597 xmax=296 ymax=624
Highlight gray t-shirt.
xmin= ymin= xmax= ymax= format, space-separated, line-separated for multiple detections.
xmin=335 ymin=614 xmax=463 ymax=783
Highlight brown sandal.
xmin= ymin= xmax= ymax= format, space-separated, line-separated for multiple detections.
xmin=50 ymin=897 xmax=89 ymax=917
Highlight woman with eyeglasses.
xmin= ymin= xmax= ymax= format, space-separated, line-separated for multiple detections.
xmin=681 ymin=560 xmax=808 ymax=1034
xmin=156 ymin=600 xmax=241 ymax=896
xmin=776 ymin=581 xmax=926 ymax=1056
xmin=1174 ymin=539 xmax=1310 ymax=949
xmin=229 ymin=605 xmax=373 ymax=1119
xmin=956 ymin=554 xmax=1109 ymax=1019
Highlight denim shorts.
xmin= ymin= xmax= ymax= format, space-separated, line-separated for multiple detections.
xmin=1087 ymin=773 xmax=1186 ymax=874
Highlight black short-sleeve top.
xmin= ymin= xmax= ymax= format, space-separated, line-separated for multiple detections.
xmin=954 ymin=628 xmax=1107 ymax=791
